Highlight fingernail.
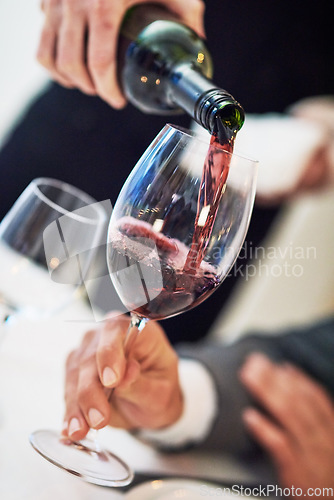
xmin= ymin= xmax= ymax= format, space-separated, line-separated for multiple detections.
xmin=110 ymin=97 xmax=127 ymax=109
xmin=239 ymin=353 xmax=269 ymax=381
xmin=242 ymin=407 xmax=259 ymax=425
xmin=68 ymin=417 xmax=81 ymax=436
xmin=102 ymin=366 xmax=117 ymax=387
xmin=88 ymin=408 xmax=104 ymax=428
xmin=246 ymin=352 xmax=270 ymax=365
xmin=245 ymin=353 xmax=271 ymax=371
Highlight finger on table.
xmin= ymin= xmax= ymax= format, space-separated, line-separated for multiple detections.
xmin=242 ymin=406 xmax=295 ymax=472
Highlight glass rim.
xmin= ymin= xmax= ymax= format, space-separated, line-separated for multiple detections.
xmin=165 ymin=123 xmax=259 ymax=165
xmin=30 ymin=177 xmax=104 ymax=224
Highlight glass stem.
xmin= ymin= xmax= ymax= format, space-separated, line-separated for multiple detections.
xmin=124 ymin=314 xmax=147 ymax=357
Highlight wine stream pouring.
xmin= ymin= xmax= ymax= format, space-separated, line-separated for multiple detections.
xmin=117 ymin=4 xmax=245 ymax=137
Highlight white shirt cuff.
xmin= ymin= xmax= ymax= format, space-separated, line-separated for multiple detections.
xmin=138 ymin=358 xmax=218 ymax=449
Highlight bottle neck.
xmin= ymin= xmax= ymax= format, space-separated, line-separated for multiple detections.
xmin=169 ymin=63 xmax=244 ymax=135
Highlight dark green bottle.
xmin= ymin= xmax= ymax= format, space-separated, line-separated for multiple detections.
xmin=118 ymin=4 xmax=244 ymax=136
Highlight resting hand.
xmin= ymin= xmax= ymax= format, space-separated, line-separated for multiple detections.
xmin=62 ymin=314 xmax=183 ymax=440
xmin=240 ymin=353 xmax=334 ymax=495
xmin=37 ymin=0 xmax=205 ymax=108
xmin=290 ymin=96 xmax=334 ymax=193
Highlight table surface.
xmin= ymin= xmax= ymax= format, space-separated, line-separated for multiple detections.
xmin=0 ymin=299 xmax=266 ymax=499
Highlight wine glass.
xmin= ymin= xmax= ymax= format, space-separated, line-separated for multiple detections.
xmin=107 ymin=124 xmax=258 ymax=334
xmin=0 ymin=178 xmax=109 ymax=459
xmin=0 ymin=178 xmax=106 ymax=327
xmin=30 ymin=124 xmax=257 ymax=487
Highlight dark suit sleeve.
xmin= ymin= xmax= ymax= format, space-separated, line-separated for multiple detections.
xmin=176 ymin=315 xmax=334 ymax=457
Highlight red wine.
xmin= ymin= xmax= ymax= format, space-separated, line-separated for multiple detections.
xmin=134 ymin=267 xmax=219 ymax=320
xmin=184 ymin=118 xmax=236 ymax=272
xmin=108 ymin=218 xmax=220 ymax=321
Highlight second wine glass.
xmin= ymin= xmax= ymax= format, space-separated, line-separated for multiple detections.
xmin=0 ymin=177 xmax=106 ymax=326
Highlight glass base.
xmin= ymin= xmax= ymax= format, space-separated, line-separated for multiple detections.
xmin=29 ymin=429 xmax=134 ymax=487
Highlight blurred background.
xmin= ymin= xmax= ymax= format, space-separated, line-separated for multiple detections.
xmin=0 ymin=0 xmax=47 ymax=146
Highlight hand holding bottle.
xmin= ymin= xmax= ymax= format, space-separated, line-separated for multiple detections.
xmin=37 ymin=0 xmax=205 ymax=108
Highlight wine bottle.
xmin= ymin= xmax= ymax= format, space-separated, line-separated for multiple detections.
xmin=118 ymin=4 xmax=244 ymax=136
